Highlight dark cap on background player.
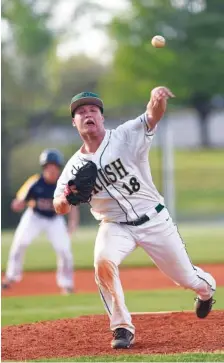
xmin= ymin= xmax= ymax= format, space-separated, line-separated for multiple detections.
xmin=39 ymin=149 xmax=64 ymax=168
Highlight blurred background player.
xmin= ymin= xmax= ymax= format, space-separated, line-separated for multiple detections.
xmin=2 ymin=149 xmax=79 ymax=295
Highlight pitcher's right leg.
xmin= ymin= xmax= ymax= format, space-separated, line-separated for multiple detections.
xmin=94 ymin=222 xmax=136 ymax=348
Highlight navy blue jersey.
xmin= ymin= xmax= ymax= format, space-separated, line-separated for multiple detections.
xmin=16 ymin=174 xmax=57 ymax=218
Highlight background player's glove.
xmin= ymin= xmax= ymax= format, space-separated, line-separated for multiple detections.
xmin=64 ymin=161 xmax=97 ymax=206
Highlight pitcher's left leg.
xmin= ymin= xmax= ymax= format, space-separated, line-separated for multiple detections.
xmin=47 ymin=216 xmax=74 ymax=293
xmin=140 ymin=214 xmax=216 ymax=318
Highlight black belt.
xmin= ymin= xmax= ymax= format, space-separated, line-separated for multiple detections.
xmin=120 ymin=204 xmax=164 ymax=226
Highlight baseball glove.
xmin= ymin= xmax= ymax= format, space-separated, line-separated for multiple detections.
xmin=64 ymin=161 xmax=98 ymax=206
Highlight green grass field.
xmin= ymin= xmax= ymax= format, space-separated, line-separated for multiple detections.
xmin=2 ymin=224 xmax=224 ymax=362
xmin=1 ymin=224 xmax=224 ymax=271
xmin=11 ymin=146 xmax=224 ymax=218
xmin=2 ymin=288 xmax=224 ymax=327
xmin=33 ymin=353 xmax=224 ymax=362
xmin=173 ymin=149 xmax=224 ymax=216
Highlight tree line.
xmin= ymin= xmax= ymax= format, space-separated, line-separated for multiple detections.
xmin=2 ymin=0 xmax=224 ymax=227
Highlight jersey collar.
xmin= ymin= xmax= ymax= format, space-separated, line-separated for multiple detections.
xmin=78 ymin=130 xmax=110 ymax=159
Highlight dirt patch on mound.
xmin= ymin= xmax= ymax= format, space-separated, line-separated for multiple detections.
xmin=2 ymin=311 xmax=223 ymax=361
xmin=2 ymin=264 xmax=224 ymax=297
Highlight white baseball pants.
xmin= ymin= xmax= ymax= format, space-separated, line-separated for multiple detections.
xmin=5 ymin=208 xmax=74 ymax=289
xmin=94 ymin=207 xmax=216 ymax=334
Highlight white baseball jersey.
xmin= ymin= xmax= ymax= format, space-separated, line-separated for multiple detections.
xmin=54 ymin=113 xmax=164 ymax=222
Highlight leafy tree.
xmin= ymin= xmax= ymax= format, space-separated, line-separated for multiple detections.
xmin=1 ymin=0 xmax=108 ymax=227
xmin=49 ymin=55 xmax=107 ymax=115
xmin=101 ymin=0 xmax=224 ymax=146
xmin=1 ymin=0 xmax=56 ymax=226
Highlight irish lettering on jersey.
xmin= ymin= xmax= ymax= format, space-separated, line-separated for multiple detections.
xmin=54 ymin=113 xmax=164 ymax=222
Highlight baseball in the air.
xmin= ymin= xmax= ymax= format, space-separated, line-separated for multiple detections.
xmin=151 ymin=35 xmax=166 ymax=48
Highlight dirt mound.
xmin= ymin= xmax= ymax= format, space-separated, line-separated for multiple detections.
xmin=2 ymin=311 xmax=223 ymax=361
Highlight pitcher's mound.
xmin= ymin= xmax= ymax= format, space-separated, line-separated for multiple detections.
xmin=2 ymin=311 xmax=223 ymax=361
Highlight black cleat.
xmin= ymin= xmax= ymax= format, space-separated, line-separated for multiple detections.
xmin=61 ymin=287 xmax=74 ymax=295
xmin=111 ymin=328 xmax=135 ymax=349
xmin=1 ymin=281 xmax=11 ymax=289
xmin=195 ymin=296 xmax=215 ymax=318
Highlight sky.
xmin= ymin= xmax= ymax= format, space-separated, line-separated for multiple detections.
xmin=49 ymin=0 xmax=129 ymax=62
xmin=1 ymin=0 xmax=129 ymax=63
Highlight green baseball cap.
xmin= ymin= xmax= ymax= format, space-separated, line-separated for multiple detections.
xmin=70 ymin=92 xmax=104 ymax=116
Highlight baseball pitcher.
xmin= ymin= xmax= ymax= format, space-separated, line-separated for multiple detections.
xmin=2 ymin=149 xmax=78 ymax=295
xmin=53 ymin=90 xmax=216 ymax=348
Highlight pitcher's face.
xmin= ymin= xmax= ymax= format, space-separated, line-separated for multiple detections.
xmin=72 ymin=105 xmax=104 ymax=136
